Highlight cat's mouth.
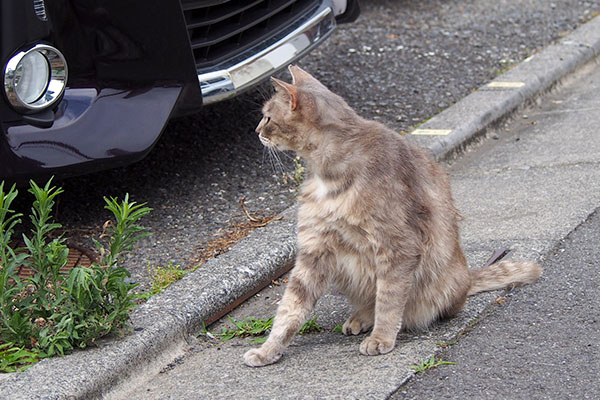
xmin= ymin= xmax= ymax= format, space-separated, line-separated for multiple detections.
xmin=258 ymin=134 xmax=275 ymax=148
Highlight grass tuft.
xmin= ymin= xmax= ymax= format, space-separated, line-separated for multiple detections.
xmin=200 ymin=316 xmax=324 ymax=342
xmin=411 ymin=355 xmax=455 ymax=373
xmin=148 ymin=262 xmax=187 ymax=296
xmin=299 ymin=317 xmax=322 ymax=334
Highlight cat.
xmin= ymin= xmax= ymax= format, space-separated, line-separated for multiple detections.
xmin=243 ymin=65 xmax=542 ymax=367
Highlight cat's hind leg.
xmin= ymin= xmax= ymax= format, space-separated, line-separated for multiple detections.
xmin=336 ymin=252 xmax=377 ymax=336
xmin=402 ymin=246 xmax=471 ymax=331
xmin=342 ymin=305 xmax=374 ymax=335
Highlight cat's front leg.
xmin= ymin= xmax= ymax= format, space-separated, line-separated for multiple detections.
xmin=359 ymin=255 xmax=414 ymax=356
xmin=243 ymin=250 xmax=332 ymax=367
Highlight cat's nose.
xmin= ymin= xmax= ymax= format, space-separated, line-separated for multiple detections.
xmin=256 ymin=116 xmax=269 ymax=134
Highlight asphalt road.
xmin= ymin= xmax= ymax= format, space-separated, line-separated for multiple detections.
xmin=11 ymin=0 xmax=600 ymax=291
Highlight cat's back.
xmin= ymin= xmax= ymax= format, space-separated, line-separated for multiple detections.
xmin=356 ymin=119 xmax=445 ymax=191
xmin=299 ymin=121 xmax=426 ymax=212
xmin=298 ymin=118 xmax=455 ymax=233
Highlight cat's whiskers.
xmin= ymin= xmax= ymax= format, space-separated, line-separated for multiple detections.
xmin=259 ymin=138 xmax=297 ymax=180
xmin=269 ymin=147 xmax=284 ymax=173
xmin=272 ymin=149 xmax=296 ymax=162
xmin=260 ymin=145 xmax=286 ymax=177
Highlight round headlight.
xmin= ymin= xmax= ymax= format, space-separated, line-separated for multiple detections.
xmin=3 ymin=44 xmax=67 ymax=113
xmin=15 ymin=50 xmax=50 ymax=104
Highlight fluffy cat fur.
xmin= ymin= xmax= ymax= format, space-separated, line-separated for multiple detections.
xmin=244 ymin=65 xmax=541 ymax=367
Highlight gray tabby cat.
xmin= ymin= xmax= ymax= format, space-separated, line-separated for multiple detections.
xmin=244 ymin=65 xmax=541 ymax=367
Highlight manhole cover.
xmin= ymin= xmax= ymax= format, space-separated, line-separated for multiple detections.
xmin=1 ymin=243 xmax=96 ymax=280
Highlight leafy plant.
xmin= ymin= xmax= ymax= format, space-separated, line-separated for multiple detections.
xmin=282 ymin=156 xmax=306 ymax=187
xmin=0 ymin=179 xmax=151 ymax=371
xmin=0 ymin=343 xmax=41 ymax=372
xmin=292 ymin=156 xmax=305 ymax=184
xmin=95 ymin=193 xmax=152 ymax=268
xmin=411 ymin=355 xmax=456 ymax=373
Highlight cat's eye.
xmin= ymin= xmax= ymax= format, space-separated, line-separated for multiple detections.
xmin=265 ymin=116 xmax=271 ymax=124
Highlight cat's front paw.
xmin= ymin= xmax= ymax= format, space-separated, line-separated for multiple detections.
xmin=243 ymin=347 xmax=282 ymax=367
xmin=359 ymin=335 xmax=395 ymax=356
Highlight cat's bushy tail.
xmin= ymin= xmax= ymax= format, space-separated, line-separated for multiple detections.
xmin=468 ymin=260 xmax=542 ymax=296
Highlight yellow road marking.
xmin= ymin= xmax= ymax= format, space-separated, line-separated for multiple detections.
xmin=487 ymin=81 xmax=526 ymax=88
xmin=411 ymin=129 xmax=452 ymax=136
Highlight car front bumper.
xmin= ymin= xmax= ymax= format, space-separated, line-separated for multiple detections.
xmin=199 ymin=7 xmax=335 ymax=104
xmin=0 ymin=0 xmax=355 ymax=183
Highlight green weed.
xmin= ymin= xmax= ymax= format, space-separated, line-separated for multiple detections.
xmin=217 ymin=316 xmax=274 ymax=341
xmin=249 ymin=337 xmax=267 ymax=344
xmin=299 ymin=317 xmax=322 ymax=334
xmin=282 ymin=156 xmax=306 ymax=187
xmin=436 ymin=340 xmax=457 ymax=348
xmin=0 ymin=343 xmax=41 ymax=372
xmin=293 ymin=156 xmax=305 ymax=184
xmin=411 ymin=355 xmax=455 ymax=373
xmin=201 ymin=316 xmax=323 ymax=342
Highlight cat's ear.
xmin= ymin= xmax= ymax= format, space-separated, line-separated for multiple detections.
xmin=288 ymin=65 xmax=315 ymax=85
xmin=271 ymin=77 xmax=299 ymax=111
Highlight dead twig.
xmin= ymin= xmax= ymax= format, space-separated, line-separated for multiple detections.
xmin=239 ymin=197 xmax=283 ymax=227
xmin=191 ymin=198 xmax=283 ymax=268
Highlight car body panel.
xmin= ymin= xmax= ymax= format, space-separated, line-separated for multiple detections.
xmin=1 ymin=86 xmax=181 ymax=182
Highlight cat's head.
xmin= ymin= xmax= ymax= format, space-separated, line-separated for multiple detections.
xmin=256 ymin=65 xmax=351 ymax=155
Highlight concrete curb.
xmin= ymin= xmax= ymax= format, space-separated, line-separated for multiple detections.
xmin=2 ymin=15 xmax=600 ymax=400
xmin=409 ymin=15 xmax=600 ymax=159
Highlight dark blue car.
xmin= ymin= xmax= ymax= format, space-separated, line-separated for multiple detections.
xmin=1 ymin=0 xmax=359 ymax=183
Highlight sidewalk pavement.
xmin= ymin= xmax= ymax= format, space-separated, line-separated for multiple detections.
xmin=2 ymin=15 xmax=600 ymax=400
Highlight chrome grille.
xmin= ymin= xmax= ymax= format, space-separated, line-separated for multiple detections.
xmin=33 ymin=0 xmax=48 ymax=21
xmin=181 ymin=0 xmax=320 ymax=69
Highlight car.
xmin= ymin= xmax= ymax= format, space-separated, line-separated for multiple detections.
xmin=1 ymin=0 xmax=360 ymax=183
